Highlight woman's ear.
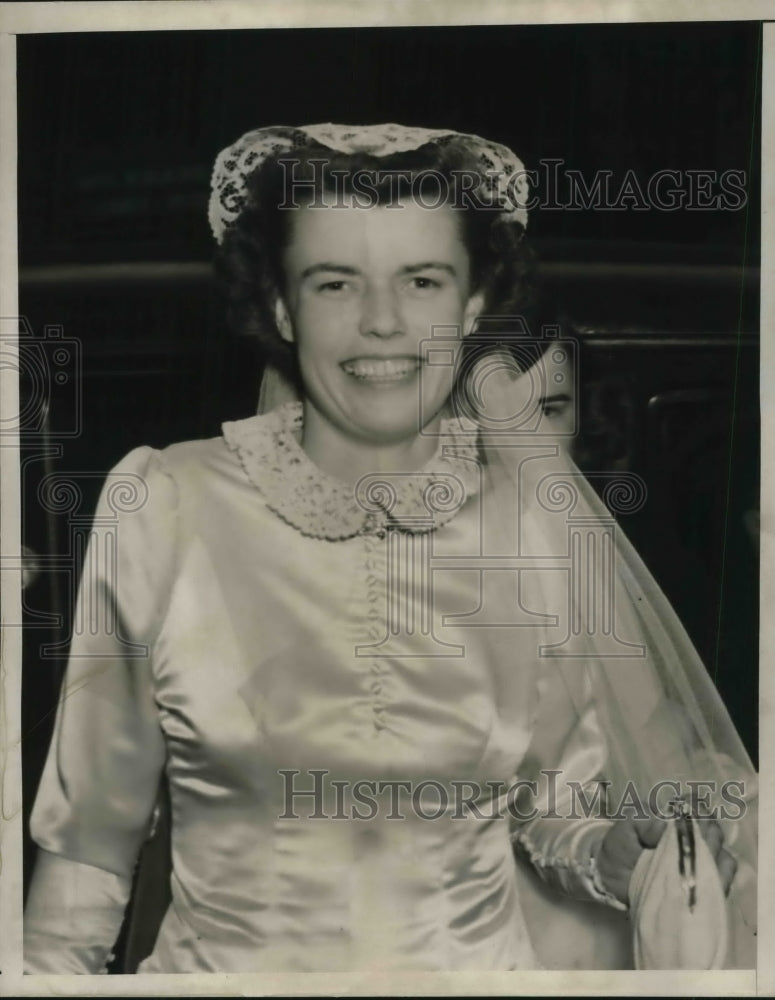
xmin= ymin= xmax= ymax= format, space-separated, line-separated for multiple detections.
xmin=462 ymin=291 xmax=485 ymax=337
xmin=274 ymin=297 xmax=294 ymax=344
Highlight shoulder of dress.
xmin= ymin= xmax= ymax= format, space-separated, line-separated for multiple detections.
xmin=106 ymin=434 xmax=244 ymax=505
xmin=157 ymin=434 xmax=230 ymax=469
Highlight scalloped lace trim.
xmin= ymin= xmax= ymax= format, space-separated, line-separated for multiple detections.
xmin=222 ymin=402 xmax=482 ymax=540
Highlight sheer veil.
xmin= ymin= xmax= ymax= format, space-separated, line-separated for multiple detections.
xmin=256 ymin=356 xmax=757 ymax=969
xmin=469 ymin=350 xmax=757 ymax=968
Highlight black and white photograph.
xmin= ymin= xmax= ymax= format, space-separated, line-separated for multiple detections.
xmin=0 ymin=1 xmax=770 ymax=993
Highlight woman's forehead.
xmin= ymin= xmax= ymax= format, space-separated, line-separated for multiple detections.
xmin=283 ymin=200 xmax=470 ymax=260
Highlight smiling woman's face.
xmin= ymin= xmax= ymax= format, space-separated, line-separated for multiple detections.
xmin=276 ymin=200 xmax=483 ymax=451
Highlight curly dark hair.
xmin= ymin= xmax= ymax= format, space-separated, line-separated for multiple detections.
xmin=213 ymin=138 xmax=538 ymax=391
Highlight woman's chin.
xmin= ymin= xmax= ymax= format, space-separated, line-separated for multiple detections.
xmin=303 ymin=385 xmax=450 ymax=451
xmin=352 ymin=417 xmax=426 ymax=447
xmin=344 ymin=400 xmax=448 ymax=447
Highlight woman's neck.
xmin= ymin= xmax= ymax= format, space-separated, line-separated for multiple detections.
xmin=299 ymin=402 xmax=443 ymax=484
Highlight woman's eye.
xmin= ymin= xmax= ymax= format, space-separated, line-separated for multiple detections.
xmin=541 ymin=400 xmax=570 ymax=419
xmin=407 ymin=275 xmax=443 ymax=291
xmin=318 ymin=280 xmax=347 ymax=293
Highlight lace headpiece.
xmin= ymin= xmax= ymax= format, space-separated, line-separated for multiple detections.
xmin=208 ymin=122 xmax=529 ymax=243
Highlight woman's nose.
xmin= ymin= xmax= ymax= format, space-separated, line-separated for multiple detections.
xmin=359 ymin=286 xmax=404 ymax=339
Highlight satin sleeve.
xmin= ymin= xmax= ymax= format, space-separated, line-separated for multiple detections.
xmin=24 ymin=447 xmax=177 ymax=973
xmin=510 ymin=659 xmax=626 ymax=911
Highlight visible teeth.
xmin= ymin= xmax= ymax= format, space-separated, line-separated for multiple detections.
xmin=342 ymin=358 xmax=419 ymax=378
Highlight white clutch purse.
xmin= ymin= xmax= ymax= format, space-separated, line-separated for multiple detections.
xmin=628 ymin=812 xmax=729 ymax=969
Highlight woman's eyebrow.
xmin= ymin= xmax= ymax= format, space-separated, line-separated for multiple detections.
xmin=300 ymin=261 xmax=459 ymax=279
xmin=537 ymin=392 xmax=572 ymax=405
xmin=401 ymin=261 xmax=458 ymax=276
xmin=300 ymin=263 xmax=361 ymax=279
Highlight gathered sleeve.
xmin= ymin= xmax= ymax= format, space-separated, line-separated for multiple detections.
xmin=24 ymin=447 xmax=177 ymax=973
xmin=509 ymin=658 xmax=626 ymax=911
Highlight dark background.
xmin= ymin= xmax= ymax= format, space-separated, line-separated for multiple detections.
xmin=17 ymin=22 xmax=761 ymax=931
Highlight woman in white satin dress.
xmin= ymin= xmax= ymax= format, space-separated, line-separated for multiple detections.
xmin=23 ymin=124 xmax=755 ymax=974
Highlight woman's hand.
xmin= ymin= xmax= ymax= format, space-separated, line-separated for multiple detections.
xmin=596 ymin=816 xmax=665 ymax=904
xmin=596 ymin=816 xmax=738 ymax=905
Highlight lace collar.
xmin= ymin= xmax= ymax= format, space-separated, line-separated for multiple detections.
xmin=222 ymin=402 xmax=482 ymax=541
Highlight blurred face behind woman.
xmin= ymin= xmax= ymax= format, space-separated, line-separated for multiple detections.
xmin=274 ymin=198 xmax=484 ymax=480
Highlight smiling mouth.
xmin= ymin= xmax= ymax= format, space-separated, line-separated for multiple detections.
xmin=341 ymin=357 xmax=421 ymax=381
